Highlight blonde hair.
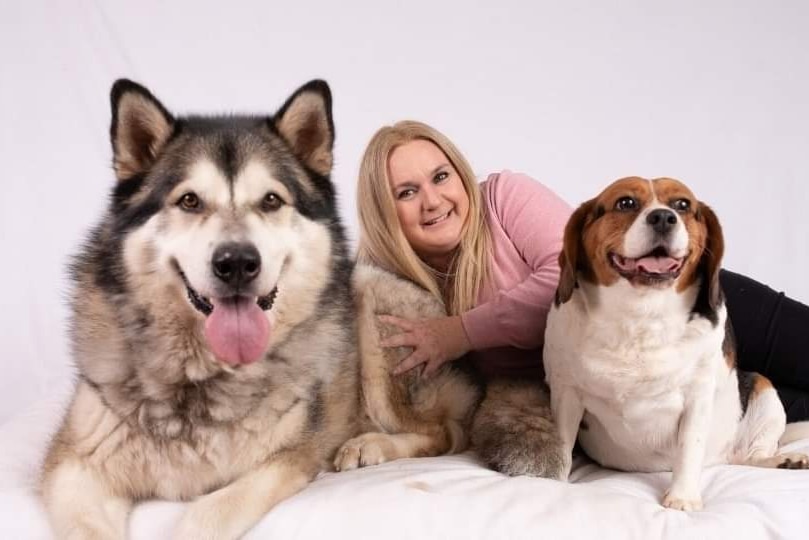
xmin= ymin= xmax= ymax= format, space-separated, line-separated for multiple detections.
xmin=356 ymin=120 xmax=491 ymax=315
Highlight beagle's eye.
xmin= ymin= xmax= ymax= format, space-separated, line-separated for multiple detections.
xmin=671 ymin=198 xmax=691 ymax=213
xmin=261 ymin=192 xmax=285 ymax=212
xmin=615 ymin=197 xmax=638 ymax=211
xmin=177 ymin=192 xmax=202 ymax=212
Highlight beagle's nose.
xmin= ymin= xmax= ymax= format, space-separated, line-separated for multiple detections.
xmin=646 ymin=209 xmax=677 ymax=235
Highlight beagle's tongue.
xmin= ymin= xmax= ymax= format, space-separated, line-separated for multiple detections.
xmin=204 ymin=297 xmax=270 ymax=365
xmin=636 ymin=256 xmax=681 ymax=274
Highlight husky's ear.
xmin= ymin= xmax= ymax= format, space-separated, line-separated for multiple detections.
xmin=696 ymin=202 xmax=725 ymax=312
xmin=110 ymin=79 xmax=175 ymax=181
xmin=273 ymin=80 xmax=334 ymax=176
xmin=555 ymin=199 xmax=595 ymax=306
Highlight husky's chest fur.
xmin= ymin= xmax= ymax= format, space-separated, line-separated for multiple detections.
xmin=65 ymin=380 xmax=312 ymax=500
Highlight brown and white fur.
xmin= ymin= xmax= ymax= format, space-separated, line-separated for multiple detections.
xmin=336 ymin=266 xmax=565 ymax=479
xmin=338 ymin=265 xmax=564 ymax=480
xmin=543 ymin=177 xmax=809 ymax=511
xmin=334 ymin=264 xmax=482 ymax=471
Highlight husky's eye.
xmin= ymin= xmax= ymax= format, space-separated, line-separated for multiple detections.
xmin=177 ymin=192 xmax=202 ymax=212
xmin=671 ymin=198 xmax=691 ymax=213
xmin=261 ymin=192 xmax=285 ymax=212
xmin=615 ymin=197 xmax=638 ymax=211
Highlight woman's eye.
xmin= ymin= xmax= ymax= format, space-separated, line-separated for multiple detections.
xmin=177 ymin=192 xmax=202 ymax=212
xmin=434 ymin=171 xmax=449 ymax=183
xmin=261 ymin=192 xmax=285 ymax=212
xmin=397 ymin=189 xmax=415 ymax=200
xmin=671 ymin=199 xmax=691 ymax=212
xmin=615 ymin=197 xmax=638 ymax=211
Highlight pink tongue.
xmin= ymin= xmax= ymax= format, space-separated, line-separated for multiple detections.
xmin=636 ymin=256 xmax=681 ymax=274
xmin=204 ymin=298 xmax=271 ymax=366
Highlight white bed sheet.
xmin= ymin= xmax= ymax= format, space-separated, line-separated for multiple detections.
xmin=2 ymin=392 xmax=807 ymax=540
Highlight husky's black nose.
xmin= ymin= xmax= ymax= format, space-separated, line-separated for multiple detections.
xmin=212 ymin=242 xmax=261 ymax=288
xmin=646 ymin=209 xmax=677 ymax=235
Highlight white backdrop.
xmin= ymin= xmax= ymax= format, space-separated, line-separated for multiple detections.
xmin=1 ymin=0 xmax=808 ymax=422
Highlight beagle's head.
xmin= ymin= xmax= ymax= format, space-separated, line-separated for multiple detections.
xmin=556 ymin=177 xmax=724 ymax=318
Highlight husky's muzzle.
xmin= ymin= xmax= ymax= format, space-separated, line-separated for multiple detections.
xmin=211 ymin=242 xmax=262 ymax=290
xmin=173 ymin=243 xmax=278 ymax=315
xmin=209 ymin=241 xmax=278 ymax=309
xmin=172 ymin=242 xmax=278 ymax=366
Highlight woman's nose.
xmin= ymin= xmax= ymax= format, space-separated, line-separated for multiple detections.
xmin=421 ymin=183 xmax=442 ymax=209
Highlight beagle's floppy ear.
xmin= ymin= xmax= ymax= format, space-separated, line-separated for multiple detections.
xmin=556 ymin=199 xmax=595 ymax=305
xmin=696 ymin=202 xmax=725 ymax=313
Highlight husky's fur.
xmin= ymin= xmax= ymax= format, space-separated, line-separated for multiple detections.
xmin=335 ymin=264 xmax=482 ymax=470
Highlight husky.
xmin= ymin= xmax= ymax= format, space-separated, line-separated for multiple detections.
xmin=40 ymin=79 xmax=493 ymax=539
xmin=335 ymin=264 xmax=483 ymax=471
xmin=40 ymin=79 xmax=359 ymax=538
xmin=340 ymin=267 xmax=564 ymax=480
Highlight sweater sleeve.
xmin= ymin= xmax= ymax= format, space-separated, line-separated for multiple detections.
xmin=461 ymin=171 xmax=572 ymax=350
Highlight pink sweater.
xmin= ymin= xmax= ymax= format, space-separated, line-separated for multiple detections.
xmin=460 ymin=171 xmax=572 ymax=380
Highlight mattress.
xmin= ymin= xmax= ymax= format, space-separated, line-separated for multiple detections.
xmin=2 ymin=391 xmax=807 ymax=540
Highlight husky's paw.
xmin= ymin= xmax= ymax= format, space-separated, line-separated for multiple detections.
xmin=662 ymin=489 xmax=703 ymax=512
xmin=174 ymin=489 xmax=240 ymax=540
xmin=62 ymin=523 xmax=121 ymax=540
xmin=174 ymin=505 xmax=224 ymax=540
xmin=775 ymin=453 xmax=809 ymax=469
xmin=334 ymin=433 xmax=397 ymax=471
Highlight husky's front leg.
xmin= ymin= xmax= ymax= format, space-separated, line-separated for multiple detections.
xmin=663 ymin=391 xmax=713 ymax=511
xmin=550 ymin=385 xmax=584 ymax=480
xmin=174 ymin=450 xmax=320 ymax=540
xmin=42 ymin=460 xmax=131 ymax=540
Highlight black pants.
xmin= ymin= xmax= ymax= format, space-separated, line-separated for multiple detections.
xmin=721 ymin=269 xmax=809 ymax=422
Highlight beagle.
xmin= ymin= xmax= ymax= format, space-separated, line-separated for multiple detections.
xmin=543 ymin=177 xmax=808 ymax=511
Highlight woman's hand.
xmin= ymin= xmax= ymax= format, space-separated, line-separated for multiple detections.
xmin=378 ymin=315 xmax=472 ymax=377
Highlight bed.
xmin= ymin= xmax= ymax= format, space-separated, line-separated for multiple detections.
xmin=2 ymin=387 xmax=807 ymax=540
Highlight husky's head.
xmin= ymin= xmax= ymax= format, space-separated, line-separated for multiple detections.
xmin=85 ymin=79 xmax=348 ymax=370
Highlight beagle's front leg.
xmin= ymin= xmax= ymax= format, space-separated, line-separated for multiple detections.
xmin=550 ymin=384 xmax=585 ymax=480
xmin=663 ymin=389 xmax=713 ymax=511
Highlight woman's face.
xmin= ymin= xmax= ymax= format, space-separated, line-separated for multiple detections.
xmin=387 ymin=139 xmax=470 ymax=270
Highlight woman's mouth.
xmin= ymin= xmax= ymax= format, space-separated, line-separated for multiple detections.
xmin=423 ymin=210 xmax=452 ymax=227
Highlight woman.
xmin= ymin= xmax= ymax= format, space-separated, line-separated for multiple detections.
xmin=355 ymin=120 xmax=809 ymax=422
